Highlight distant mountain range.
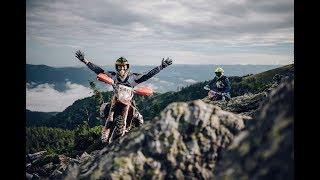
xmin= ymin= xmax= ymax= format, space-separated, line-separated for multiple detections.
xmin=26 ymin=64 xmax=281 ymax=92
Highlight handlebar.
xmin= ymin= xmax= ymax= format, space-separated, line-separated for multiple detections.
xmin=97 ymin=73 xmax=153 ymax=96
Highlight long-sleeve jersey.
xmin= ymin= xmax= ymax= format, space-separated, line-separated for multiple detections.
xmin=86 ymin=61 xmax=163 ymax=87
xmin=208 ymin=75 xmax=231 ymax=93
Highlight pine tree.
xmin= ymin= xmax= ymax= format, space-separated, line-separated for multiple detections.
xmin=89 ymin=81 xmax=104 ymax=114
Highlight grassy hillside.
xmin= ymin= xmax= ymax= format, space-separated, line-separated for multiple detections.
xmin=26 ymin=110 xmax=59 ymax=127
xmin=231 ymin=63 xmax=294 ymax=96
xmin=26 ymin=122 xmax=104 ymax=157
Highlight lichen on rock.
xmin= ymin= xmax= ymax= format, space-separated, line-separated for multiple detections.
xmin=60 ymin=100 xmax=246 ymax=179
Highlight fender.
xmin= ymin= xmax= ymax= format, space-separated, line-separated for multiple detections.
xmin=97 ymin=73 xmax=114 ymax=85
xmin=134 ymin=86 xmax=153 ymax=96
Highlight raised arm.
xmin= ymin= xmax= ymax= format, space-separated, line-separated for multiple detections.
xmin=134 ymin=57 xmax=172 ymax=84
xmin=75 ymin=50 xmax=115 ymax=77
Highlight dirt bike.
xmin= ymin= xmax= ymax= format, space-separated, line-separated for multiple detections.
xmin=204 ymin=85 xmax=226 ymax=101
xmin=97 ymin=73 xmax=153 ymax=144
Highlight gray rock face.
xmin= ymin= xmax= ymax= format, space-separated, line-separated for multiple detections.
xmin=26 ymin=151 xmax=47 ymax=163
xmin=203 ymin=92 xmax=268 ymax=117
xmin=62 ymin=100 xmax=246 ymax=179
xmin=214 ymin=80 xmax=294 ymax=180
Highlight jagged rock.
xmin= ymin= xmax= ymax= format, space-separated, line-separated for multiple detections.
xmin=26 ymin=151 xmax=60 ymax=179
xmin=26 ymin=151 xmax=47 ymax=163
xmin=63 ymin=100 xmax=246 ymax=179
xmin=26 ymin=151 xmax=94 ymax=179
xmin=48 ymin=155 xmax=81 ymax=179
xmin=266 ymin=74 xmax=291 ymax=93
xmin=78 ymin=152 xmax=92 ymax=164
xmin=89 ymin=150 xmax=100 ymax=157
xmin=43 ymin=162 xmax=57 ymax=174
xmin=26 ymin=172 xmax=33 ymax=179
xmin=203 ymin=91 xmax=268 ymax=117
xmin=50 ymin=169 xmax=63 ymax=179
xmin=214 ymin=80 xmax=294 ymax=179
xmin=26 ymin=172 xmax=40 ymax=180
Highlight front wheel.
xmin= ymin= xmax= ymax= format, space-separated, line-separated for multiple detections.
xmin=108 ymin=115 xmax=125 ymax=144
xmin=101 ymin=126 xmax=111 ymax=143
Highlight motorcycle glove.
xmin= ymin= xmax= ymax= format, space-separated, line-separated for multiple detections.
xmin=75 ymin=50 xmax=85 ymax=63
xmin=160 ymin=57 xmax=173 ymax=69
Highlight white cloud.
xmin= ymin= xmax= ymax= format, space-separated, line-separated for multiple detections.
xmin=26 ymin=82 xmax=93 ymax=112
xmin=184 ymin=79 xmax=197 ymax=83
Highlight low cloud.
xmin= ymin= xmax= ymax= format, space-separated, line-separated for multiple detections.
xmin=26 ymin=82 xmax=93 ymax=112
xmin=184 ymin=79 xmax=197 ymax=83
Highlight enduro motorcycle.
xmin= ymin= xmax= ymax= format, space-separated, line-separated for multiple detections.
xmin=204 ymin=85 xmax=224 ymax=101
xmin=97 ymin=73 xmax=153 ymax=144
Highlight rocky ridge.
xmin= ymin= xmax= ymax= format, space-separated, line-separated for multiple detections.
xmin=214 ymin=79 xmax=294 ymax=180
xmin=60 ymin=99 xmax=246 ymax=179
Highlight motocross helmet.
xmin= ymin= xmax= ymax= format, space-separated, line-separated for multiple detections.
xmin=115 ymin=57 xmax=129 ymax=71
xmin=214 ymin=67 xmax=224 ymax=77
xmin=115 ymin=57 xmax=130 ymax=79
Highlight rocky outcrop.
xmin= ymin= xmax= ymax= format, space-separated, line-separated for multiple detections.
xmin=201 ymin=73 xmax=290 ymax=118
xmin=214 ymin=80 xmax=294 ymax=179
xmin=26 ymin=151 xmax=96 ymax=179
xmin=26 ymin=151 xmax=58 ymax=179
xmin=60 ymin=100 xmax=246 ymax=179
xmin=203 ymin=92 xmax=268 ymax=117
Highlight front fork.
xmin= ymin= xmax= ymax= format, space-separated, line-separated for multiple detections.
xmin=120 ymin=105 xmax=130 ymax=136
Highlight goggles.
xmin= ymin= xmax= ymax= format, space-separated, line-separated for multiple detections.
xmin=116 ymin=64 xmax=129 ymax=71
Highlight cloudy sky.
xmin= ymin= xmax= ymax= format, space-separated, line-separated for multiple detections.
xmin=26 ymin=0 xmax=293 ymax=67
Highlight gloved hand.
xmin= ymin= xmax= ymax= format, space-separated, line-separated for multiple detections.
xmin=204 ymin=85 xmax=210 ymax=90
xmin=160 ymin=57 xmax=173 ymax=69
xmin=75 ymin=50 xmax=85 ymax=63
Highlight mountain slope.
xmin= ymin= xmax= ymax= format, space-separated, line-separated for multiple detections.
xmin=26 ymin=110 xmax=59 ymax=127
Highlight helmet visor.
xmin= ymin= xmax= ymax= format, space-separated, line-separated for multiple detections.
xmin=215 ymin=72 xmax=222 ymax=77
